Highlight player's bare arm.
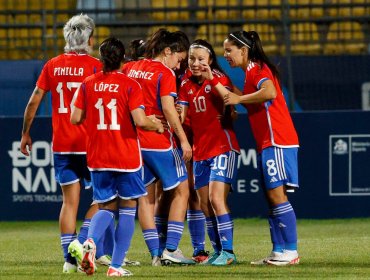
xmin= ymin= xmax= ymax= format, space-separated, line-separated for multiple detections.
xmin=224 ymin=80 xmax=277 ymax=105
xmin=177 ymin=104 xmax=188 ymax=124
xmin=20 ymin=86 xmax=46 ymax=156
xmin=161 ymin=95 xmax=192 ymax=161
xmin=70 ymin=107 xmax=85 ymax=125
xmin=140 ymin=112 xmax=164 ymax=133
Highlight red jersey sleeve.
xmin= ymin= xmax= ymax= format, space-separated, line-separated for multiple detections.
xmin=210 ymin=70 xmax=233 ymax=95
xmin=36 ymin=61 xmax=51 ymax=91
xmin=177 ymin=79 xmax=190 ymax=106
xmin=128 ymin=80 xmax=145 ymax=112
xmin=159 ymin=69 xmax=177 ymax=98
xmin=249 ymin=63 xmax=271 ymax=90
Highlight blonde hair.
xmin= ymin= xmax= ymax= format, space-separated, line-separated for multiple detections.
xmin=63 ymin=14 xmax=94 ymax=53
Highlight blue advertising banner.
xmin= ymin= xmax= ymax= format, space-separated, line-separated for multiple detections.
xmin=1 ymin=111 xmax=370 ymax=221
xmin=0 ymin=117 xmax=91 ymax=221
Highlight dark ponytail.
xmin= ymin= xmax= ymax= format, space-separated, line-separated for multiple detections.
xmin=227 ymin=31 xmax=280 ymax=83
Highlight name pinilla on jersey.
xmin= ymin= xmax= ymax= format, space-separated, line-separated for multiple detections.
xmin=54 ymin=67 xmax=84 ymax=76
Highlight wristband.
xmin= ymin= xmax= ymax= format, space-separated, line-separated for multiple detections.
xmin=209 ymin=76 xmax=219 ymax=87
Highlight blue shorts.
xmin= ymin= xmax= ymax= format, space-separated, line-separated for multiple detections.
xmin=142 ymin=148 xmax=188 ymax=191
xmin=193 ymin=151 xmax=239 ymax=190
xmin=90 ymin=169 xmax=147 ymax=203
xmin=258 ymin=146 xmax=299 ymax=190
xmin=54 ymin=154 xmax=91 ymax=188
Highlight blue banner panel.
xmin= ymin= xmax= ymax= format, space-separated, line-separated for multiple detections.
xmin=1 ymin=112 xmax=370 ymax=221
xmin=0 ymin=117 xmax=91 ymax=221
xmin=0 ymin=60 xmax=45 ymax=116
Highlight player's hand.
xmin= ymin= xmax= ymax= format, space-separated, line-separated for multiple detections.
xmin=224 ymin=92 xmax=241 ymax=105
xmin=153 ymin=114 xmax=169 ymax=130
xmin=175 ymin=104 xmax=182 ymax=115
xmin=148 ymin=115 xmax=166 ymax=133
xmin=200 ymin=63 xmax=212 ymax=80
xmin=181 ymin=141 xmax=192 ymax=162
xmin=156 ymin=122 xmax=164 ymax=134
xmin=20 ymin=133 xmax=32 ymax=156
xmin=230 ymin=106 xmax=238 ymax=121
xmin=175 ymin=104 xmax=185 ymax=123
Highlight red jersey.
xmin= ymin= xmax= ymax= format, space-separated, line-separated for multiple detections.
xmin=127 ymin=59 xmax=177 ymax=151
xmin=243 ymin=61 xmax=299 ymax=152
xmin=36 ymin=52 xmax=101 ymax=153
xmin=122 ymin=60 xmax=136 ymax=75
xmin=74 ymin=71 xmax=145 ymax=171
xmin=178 ymin=70 xmax=240 ymax=161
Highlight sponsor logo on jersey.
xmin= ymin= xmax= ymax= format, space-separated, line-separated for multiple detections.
xmin=216 ymin=171 xmax=224 ymax=176
xmin=270 ymin=176 xmax=278 ymax=183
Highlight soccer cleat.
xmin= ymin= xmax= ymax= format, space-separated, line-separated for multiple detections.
xmin=151 ymin=256 xmax=162 ymax=266
xmin=201 ymin=251 xmax=220 ymax=265
xmin=81 ymin=238 xmax=97 ymax=275
xmin=250 ymin=251 xmax=283 ymax=265
xmin=96 ymin=255 xmax=112 ymax=266
xmin=161 ymin=248 xmax=196 ymax=266
xmin=192 ymin=250 xmax=209 ymax=263
xmin=62 ymin=262 xmax=77 ymax=273
xmin=123 ymin=257 xmax=141 ymax=266
xmin=267 ymin=250 xmax=300 ymax=266
xmin=68 ymin=239 xmax=83 ymax=264
xmin=107 ymin=266 xmax=133 ymax=277
xmin=211 ymin=250 xmax=237 ymax=266
xmin=77 ymin=264 xmax=85 ymax=274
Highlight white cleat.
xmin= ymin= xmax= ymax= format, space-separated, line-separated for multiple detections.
xmin=96 ymin=255 xmax=112 ymax=266
xmin=151 ymin=256 xmax=162 ymax=266
xmin=107 ymin=266 xmax=133 ymax=277
xmin=62 ymin=262 xmax=77 ymax=273
xmin=161 ymin=248 xmax=196 ymax=266
xmin=250 ymin=251 xmax=283 ymax=265
xmin=123 ymin=257 xmax=141 ymax=266
xmin=267 ymin=250 xmax=300 ymax=266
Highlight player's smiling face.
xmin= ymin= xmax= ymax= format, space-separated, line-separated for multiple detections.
xmin=223 ymin=39 xmax=244 ymax=68
xmin=188 ymin=48 xmax=211 ymax=76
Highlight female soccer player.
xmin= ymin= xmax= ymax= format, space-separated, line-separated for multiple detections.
xmin=221 ymin=31 xmax=300 ymax=266
xmin=125 ymin=28 xmax=194 ymax=265
xmin=20 ymin=14 xmax=102 ymax=273
xmin=71 ymin=37 xmax=163 ymax=277
xmin=177 ymin=39 xmax=240 ymax=266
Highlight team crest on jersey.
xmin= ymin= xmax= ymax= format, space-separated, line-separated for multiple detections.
xmin=205 ymin=85 xmax=211 ymax=93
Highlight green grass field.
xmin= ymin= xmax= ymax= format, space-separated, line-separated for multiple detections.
xmin=0 ymin=218 xmax=369 ymax=279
